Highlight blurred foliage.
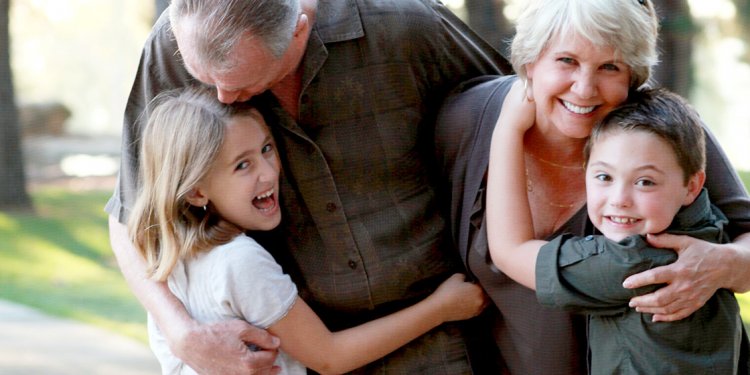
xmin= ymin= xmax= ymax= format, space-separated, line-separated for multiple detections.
xmin=0 ymin=188 xmax=148 ymax=343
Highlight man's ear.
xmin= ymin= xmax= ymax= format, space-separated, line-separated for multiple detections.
xmin=294 ymin=13 xmax=309 ymax=37
xmin=185 ymin=187 xmax=209 ymax=208
xmin=683 ymin=170 xmax=706 ymax=206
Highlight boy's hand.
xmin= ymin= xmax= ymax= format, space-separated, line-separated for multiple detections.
xmin=430 ymin=273 xmax=488 ymax=322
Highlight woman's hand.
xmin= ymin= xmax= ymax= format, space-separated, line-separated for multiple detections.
xmin=429 ymin=273 xmax=488 ymax=322
xmin=172 ymin=319 xmax=282 ymax=374
xmin=622 ymin=233 xmax=744 ymax=322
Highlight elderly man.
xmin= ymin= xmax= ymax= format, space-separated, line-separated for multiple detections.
xmin=107 ymin=0 xmax=511 ymax=373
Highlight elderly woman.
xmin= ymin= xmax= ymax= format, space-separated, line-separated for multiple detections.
xmin=436 ymin=0 xmax=750 ymax=373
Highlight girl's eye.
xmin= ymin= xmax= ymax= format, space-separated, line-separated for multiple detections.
xmin=235 ymin=161 xmax=250 ymax=171
xmin=594 ymin=173 xmax=611 ymax=182
xmin=261 ymin=143 xmax=274 ymax=154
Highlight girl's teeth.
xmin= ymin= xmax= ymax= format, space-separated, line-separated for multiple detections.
xmin=255 ymin=189 xmax=274 ymax=200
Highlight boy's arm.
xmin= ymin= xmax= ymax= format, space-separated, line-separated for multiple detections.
xmin=269 ymin=274 xmax=486 ymax=374
xmin=486 ymin=81 xmax=547 ymax=290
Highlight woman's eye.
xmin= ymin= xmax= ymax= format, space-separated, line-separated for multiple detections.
xmin=235 ymin=161 xmax=250 ymax=171
xmin=558 ymin=57 xmax=575 ymax=64
xmin=601 ymin=63 xmax=620 ymax=72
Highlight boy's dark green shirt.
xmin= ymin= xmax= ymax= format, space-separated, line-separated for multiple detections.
xmin=537 ymin=189 xmax=745 ymax=374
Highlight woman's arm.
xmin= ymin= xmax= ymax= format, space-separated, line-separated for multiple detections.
xmin=109 ymin=217 xmax=281 ymax=374
xmin=269 ymin=274 xmax=486 ymax=375
xmin=486 ymin=80 xmax=548 ymax=290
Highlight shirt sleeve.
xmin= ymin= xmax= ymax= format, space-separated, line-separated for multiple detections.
xmin=703 ymin=125 xmax=750 ymax=239
xmin=535 ymin=234 xmax=677 ymax=316
xmin=105 ymin=11 xmax=194 ymax=223
xmin=215 ymin=236 xmax=299 ymax=329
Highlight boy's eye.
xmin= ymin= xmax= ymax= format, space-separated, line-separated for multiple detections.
xmin=635 ymin=179 xmax=655 ymax=187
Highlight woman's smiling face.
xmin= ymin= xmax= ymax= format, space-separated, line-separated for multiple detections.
xmin=526 ymin=33 xmax=631 ymax=141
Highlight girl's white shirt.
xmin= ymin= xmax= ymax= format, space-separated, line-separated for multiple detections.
xmin=148 ymin=234 xmax=304 ymax=375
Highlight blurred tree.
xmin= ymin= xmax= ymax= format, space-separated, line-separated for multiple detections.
xmin=465 ymin=0 xmax=513 ymax=58
xmin=652 ymin=0 xmax=695 ymax=97
xmin=0 ymin=0 xmax=31 ymax=211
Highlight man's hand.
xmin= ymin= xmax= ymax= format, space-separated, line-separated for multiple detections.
xmin=173 ymin=319 xmax=281 ymax=375
xmin=622 ymin=233 xmax=730 ymax=322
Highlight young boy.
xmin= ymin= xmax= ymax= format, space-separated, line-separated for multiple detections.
xmin=486 ymin=87 xmax=745 ymax=374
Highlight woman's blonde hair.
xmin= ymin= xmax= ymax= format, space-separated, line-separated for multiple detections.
xmin=127 ymin=86 xmax=262 ymax=281
xmin=511 ymin=0 xmax=659 ymax=89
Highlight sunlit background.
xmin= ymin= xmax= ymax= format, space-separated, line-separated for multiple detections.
xmin=9 ymin=0 xmax=750 ymax=177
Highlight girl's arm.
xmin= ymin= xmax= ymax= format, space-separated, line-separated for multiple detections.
xmin=269 ymin=273 xmax=486 ymax=375
xmin=485 ymin=80 xmax=548 ymax=290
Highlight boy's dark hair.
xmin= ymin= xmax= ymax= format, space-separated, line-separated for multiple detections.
xmin=584 ymin=87 xmax=705 ymax=184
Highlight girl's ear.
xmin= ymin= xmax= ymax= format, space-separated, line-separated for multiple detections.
xmin=185 ymin=187 xmax=208 ymax=208
xmin=683 ymin=170 xmax=706 ymax=206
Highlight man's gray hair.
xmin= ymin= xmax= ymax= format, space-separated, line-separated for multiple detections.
xmin=170 ymin=0 xmax=301 ymax=71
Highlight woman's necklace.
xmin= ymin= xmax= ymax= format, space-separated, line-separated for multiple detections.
xmin=524 ymin=151 xmax=585 ymax=209
xmin=525 ymin=151 xmax=584 ymax=170
xmin=525 ymin=170 xmax=583 ymax=208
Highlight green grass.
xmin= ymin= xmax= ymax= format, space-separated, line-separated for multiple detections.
xmin=0 ymin=187 xmax=148 ymax=343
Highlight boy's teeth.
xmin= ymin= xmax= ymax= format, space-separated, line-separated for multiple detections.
xmin=610 ymin=216 xmax=636 ymax=224
xmin=563 ymin=100 xmax=595 ymax=114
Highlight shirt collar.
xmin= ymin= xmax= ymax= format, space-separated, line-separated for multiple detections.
xmin=314 ymin=0 xmax=364 ymax=43
xmin=671 ymin=188 xmax=711 ymax=230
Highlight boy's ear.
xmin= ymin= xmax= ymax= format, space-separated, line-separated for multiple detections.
xmin=185 ymin=187 xmax=209 ymax=208
xmin=683 ymin=170 xmax=706 ymax=206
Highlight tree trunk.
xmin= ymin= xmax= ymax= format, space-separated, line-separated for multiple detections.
xmin=652 ymin=0 xmax=694 ymax=97
xmin=465 ymin=0 xmax=513 ymax=59
xmin=0 ymin=0 xmax=31 ymax=211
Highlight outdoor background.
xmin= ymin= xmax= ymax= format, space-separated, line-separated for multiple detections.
xmin=0 ymin=0 xmax=749 ymax=368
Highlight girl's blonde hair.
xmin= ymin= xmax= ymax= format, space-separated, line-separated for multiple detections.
xmin=127 ymin=86 xmax=262 ymax=281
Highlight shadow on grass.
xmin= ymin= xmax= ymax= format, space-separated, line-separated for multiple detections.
xmin=0 ymin=187 xmax=148 ymax=342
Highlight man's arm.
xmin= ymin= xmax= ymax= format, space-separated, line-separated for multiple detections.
xmin=110 ymin=217 xmax=281 ymax=374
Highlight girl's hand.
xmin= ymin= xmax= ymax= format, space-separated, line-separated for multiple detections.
xmin=496 ymin=79 xmax=536 ymax=134
xmin=429 ymin=273 xmax=488 ymax=322
xmin=622 ymin=233 xmax=732 ymax=321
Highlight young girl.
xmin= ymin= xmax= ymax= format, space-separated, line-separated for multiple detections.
xmin=128 ymin=86 xmax=487 ymax=375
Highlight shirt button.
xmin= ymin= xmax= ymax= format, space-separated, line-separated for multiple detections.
xmin=348 ymin=260 xmax=357 ymax=269
xmin=584 ymin=235 xmax=594 ymax=241
xmin=326 ymin=202 xmax=337 ymax=212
